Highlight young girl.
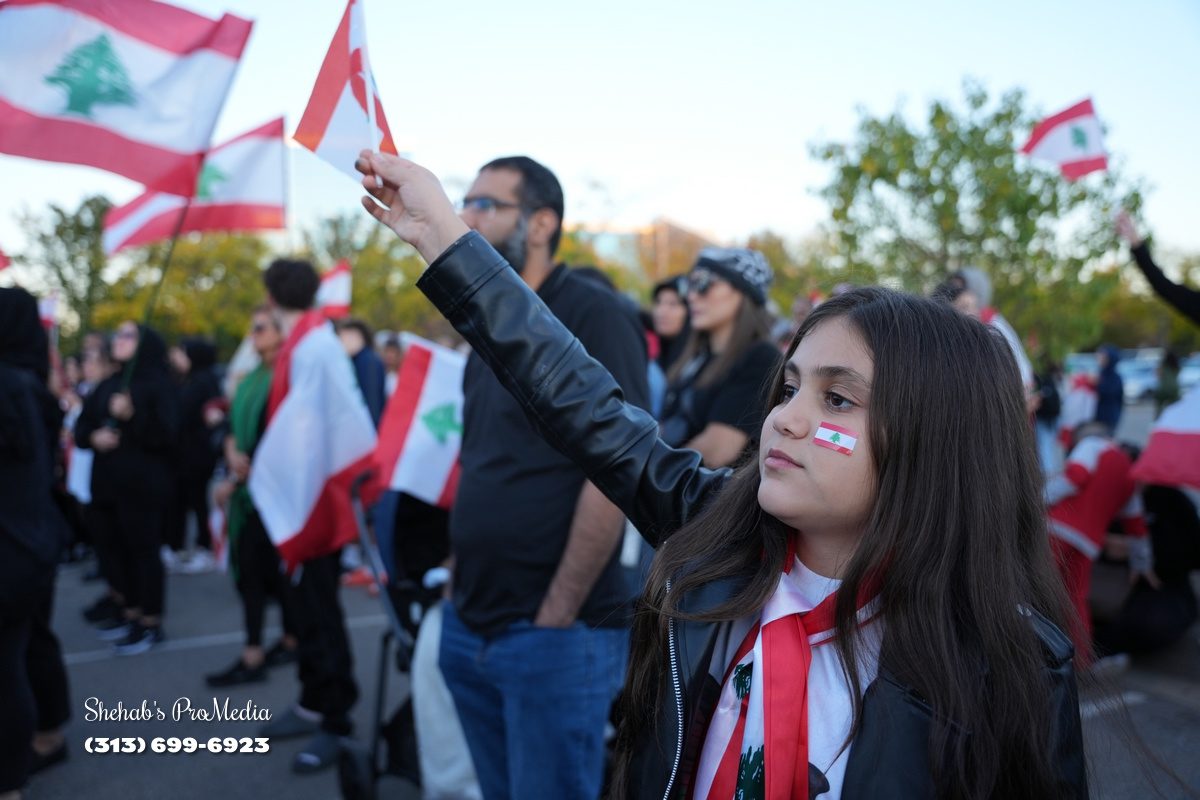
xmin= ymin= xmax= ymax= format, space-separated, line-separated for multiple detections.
xmin=355 ymin=152 xmax=1087 ymax=799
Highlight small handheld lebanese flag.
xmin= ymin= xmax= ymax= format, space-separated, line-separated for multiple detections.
xmin=38 ymin=292 xmax=58 ymax=329
xmin=1131 ymin=385 xmax=1200 ymax=492
xmin=1020 ymin=98 xmax=1108 ymax=181
xmin=373 ymin=335 xmax=465 ymax=509
xmin=294 ymin=0 xmax=397 ymax=183
xmin=0 ymin=0 xmax=252 ymax=196
xmin=315 ymin=259 xmax=352 ymax=319
xmin=103 ymin=118 xmax=287 ymax=255
xmin=248 ymin=311 xmax=377 ymax=568
xmin=813 ymin=421 xmax=857 ymax=456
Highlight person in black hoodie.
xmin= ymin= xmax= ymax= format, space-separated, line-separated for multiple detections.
xmin=0 ymin=288 xmax=70 ymax=793
xmin=166 ymin=337 xmax=222 ymax=572
xmin=75 ymin=320 xmax=180 ymax=655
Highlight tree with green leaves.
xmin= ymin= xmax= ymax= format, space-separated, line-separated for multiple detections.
xmin=813 ymin=79 xmax=1145 ymax=359
xmin=44 ymin=34 xmax=136 ymax=118
xmin=14 ymin=195 xmax=112 ymax=353
xmin=91 ymin=233 xmax=272 ymax=357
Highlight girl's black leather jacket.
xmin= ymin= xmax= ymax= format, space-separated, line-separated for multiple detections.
xmin=416 ymin=232 xmax=1088 ymax=799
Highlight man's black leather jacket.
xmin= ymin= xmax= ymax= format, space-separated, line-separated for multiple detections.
xmin=416 ymin=232 xmax=1088 ymax=799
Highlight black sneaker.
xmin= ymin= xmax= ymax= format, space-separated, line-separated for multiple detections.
xmin=206 ymin=658 xmax=267 ymax=688
xmin=83 ymin=595 xmax=119 ymax=623
xmin=114 ymin=624 xmax=164 ymax=656
xmin=264 ymin=640 xmax=298 ymax=668
xmin=95 ymin=616 xmax=133 ymax=641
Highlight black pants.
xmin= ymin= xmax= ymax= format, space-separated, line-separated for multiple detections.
xmin=27 ymin=578 xmax=71 ymax=733
xmin=0 ymin=537 xmax=55 ymax=792
xmin=167 ymin=475 xmax=212 ymax=552
xmin=236 ymin=513 xmax=297 ymax=647
xmin=91 ymin=499 xmax=166 ymax=618
xmin=291 ymin=552 xmax=357 ymax=735
xmin=0 ymin=616 xmax=34 ymax=792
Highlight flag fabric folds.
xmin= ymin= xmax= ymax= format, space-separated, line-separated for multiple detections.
xmin=372 ymin=334 xmax=465 ymax=509
xmin=1020 ymin=98 xmax=1108 ymax=181
xmin=102 ymin=117 xmax=287 ymax=255
xmin=0 ymin=0 xmax=252 ymax=195
xmin=248 ymin=311 xmax=377 ymax=568
xmin=315 ymin=259 xmax=352 ymax=319
xmin=294 ymin=0 xmax=396 ymax=182
xmin=1131 ymin=386 xmax=1200 ymax=492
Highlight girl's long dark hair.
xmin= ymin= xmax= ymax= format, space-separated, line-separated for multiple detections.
xmin=612 ymin=287 xmax=1076 ymax=798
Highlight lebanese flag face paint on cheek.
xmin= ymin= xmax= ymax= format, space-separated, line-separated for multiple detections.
xmin=813 ymin=421 xmax=857 ymax=456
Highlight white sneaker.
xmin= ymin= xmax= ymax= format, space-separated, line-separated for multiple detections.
xmin=160 ymin=546 xmax=181 ymax=571
xmin=182 ymin=549 xmax=217 ymax=574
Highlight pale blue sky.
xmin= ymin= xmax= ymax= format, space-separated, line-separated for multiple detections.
xmin=2 ymin=0 xmax=1198 ymax=270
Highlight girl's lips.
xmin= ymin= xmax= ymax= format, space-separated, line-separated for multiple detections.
xmin=764 ymin=448 xmax=802 ymax=469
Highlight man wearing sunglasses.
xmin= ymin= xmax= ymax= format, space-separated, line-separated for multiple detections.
xmin=440 ymin=156 xmax=650 ymax=799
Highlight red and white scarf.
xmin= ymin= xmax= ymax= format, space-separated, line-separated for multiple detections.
xmin=694 ymin=554 xmax=882 ymax=800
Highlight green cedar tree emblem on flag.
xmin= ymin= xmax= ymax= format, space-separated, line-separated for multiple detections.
xmin=421 ymin=402 xmax=462 ymax=444
xmin=196 ymin=163 xmax=228 ymax=200
xmin=735 ymin=745 xmax=765 ymax=800
xmin=44 ymin=34 xmax=137 ymax=118
xmin=734 ymin=663 xmax=753 ymax=700
xmin=1070 ymin=125 xmax=1088 ymax=150
xmin=830 ymin=432 xmax=842 ymax=445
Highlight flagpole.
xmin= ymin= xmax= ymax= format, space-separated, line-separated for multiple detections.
xmin=118 ymin=194 xmax=193 ymax=392
xmin=283 ymin=125 xmax=297 ymax=254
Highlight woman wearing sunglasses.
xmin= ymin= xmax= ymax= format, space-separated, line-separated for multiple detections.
xmin=658 ymin=249 xmax=781 ymax=468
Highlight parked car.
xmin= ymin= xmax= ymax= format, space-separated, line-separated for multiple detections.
xmin=1064 ymin=352 xmax=1099 ymax=381
xmin=1179 ymin=354 xmax=1200 ymax=394
xmin=1118 ymin=360 xmax=1159 ymax=403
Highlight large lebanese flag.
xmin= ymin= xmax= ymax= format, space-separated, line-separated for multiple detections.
xmin=248 ymin=311 xmax=377 ymax=568
xmin=373 ymin=335 xmax=465 ymax=509
xmin=1020 ymin=98 xmax=1107 ymax=181
xmin=294 ymin=0 xmax=396 ymax=182
xmin=0 ymin=0 xmax=252 ymax=196
xmin=315 ymin=259 xmax=352 ymax=319
xmin=1131 ymin=386 xmax=1200 ymax=491
xmin=103 ymin=118 xmax=286 ymax=255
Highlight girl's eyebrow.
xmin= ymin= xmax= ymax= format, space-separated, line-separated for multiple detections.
xmin=785 ymin=361 xmax=871 ymax=390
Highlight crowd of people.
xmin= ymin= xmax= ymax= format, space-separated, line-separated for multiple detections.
xmin=1 ymin=151 xmax=1198 ymax=799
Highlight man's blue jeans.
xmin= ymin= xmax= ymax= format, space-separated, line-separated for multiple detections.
xmin=438 ymin=603 xmax=628 ymax=800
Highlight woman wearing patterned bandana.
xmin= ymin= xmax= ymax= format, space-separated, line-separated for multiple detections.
xmin=659 ymin=248 xmax=781 ymax=469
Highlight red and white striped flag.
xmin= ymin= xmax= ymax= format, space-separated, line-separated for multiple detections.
xmin=0 ymin=0 xmax=252 ymax=196
xmin=0 ymin=246 xmax=10 ymax=270
xmin=248 ymin=311 xmax=377 ymax=568
xmin=372 ymin=335 xmax=464 ymax=508
xmin=1131 ymin=386 xmax=1200 ymax=492
xmin=293 ymin=0 xmax=396 ymax=183
xmin=315 ymin=259 xmax=352 ymax=319
xmin=1020 ymin=98 xmax=1108 ymax=181
xmin=102 ymin=118 xmax=286 ymax=255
